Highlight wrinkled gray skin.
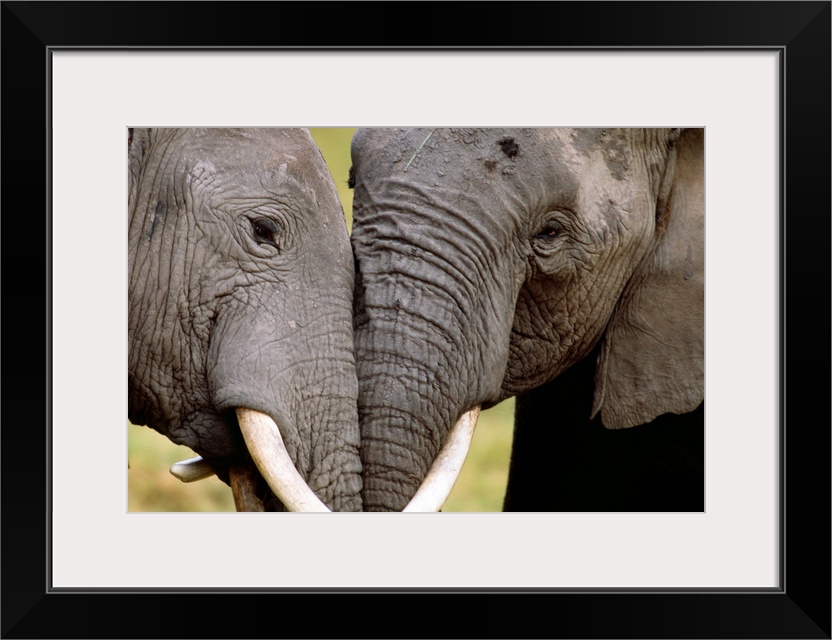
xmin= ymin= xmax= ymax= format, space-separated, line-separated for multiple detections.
xmin=350 ymin=128 xmax=704 ymax=511
xmin=129 ymin=128 xmax=362 ymax=511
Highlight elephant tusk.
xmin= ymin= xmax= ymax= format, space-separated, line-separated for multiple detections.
xmin=235 ymin=408 xmax=331 ymax=512
xmin=403 ymin=406 xmax=480 ymax=512
xmin=170 ymin=456 xmax=216 ymax=483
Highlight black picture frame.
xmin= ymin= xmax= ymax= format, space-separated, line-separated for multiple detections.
xmin=2 ymin=2 xmax=829 ymax=638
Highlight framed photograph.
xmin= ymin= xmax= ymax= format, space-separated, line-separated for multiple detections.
xmin=3 ymin=2 xmax=829 ymax=638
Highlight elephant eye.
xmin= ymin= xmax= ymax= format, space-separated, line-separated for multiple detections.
xmin=534 ymin=223 xmax=561 ymax=240
xmin=250 ymin=218 xmax=279 ymax=249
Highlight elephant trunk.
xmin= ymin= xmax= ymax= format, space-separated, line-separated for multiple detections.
xmin=353 ymin=229 xmax=511 ymax=511
xmin=205 ymin=281 xmax=363 ymax=512
xmin=356 ymin=339 xmax=481 ymax=512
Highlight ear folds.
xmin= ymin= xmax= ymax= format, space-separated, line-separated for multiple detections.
xmin=592 ymin=128 xmax=704 ymax=429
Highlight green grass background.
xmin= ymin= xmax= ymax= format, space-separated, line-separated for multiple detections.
xmin=127 ymin=128 xmax=515 ymax=512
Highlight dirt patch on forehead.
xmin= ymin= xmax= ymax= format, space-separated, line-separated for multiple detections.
xmin=570 ymin=128 xmax=631 ymax=180
xmin=497 ymin=136 xmax=519 ymax=158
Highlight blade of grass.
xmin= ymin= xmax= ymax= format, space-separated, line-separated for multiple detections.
xmin=404 ymin=130 xmax=435 ymax=171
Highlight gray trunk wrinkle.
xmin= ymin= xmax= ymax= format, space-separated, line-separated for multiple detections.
xmin=352 ymin=176 xmax=521 ymax=511
xmin=354 ymin=257 xmax=469 ymax=512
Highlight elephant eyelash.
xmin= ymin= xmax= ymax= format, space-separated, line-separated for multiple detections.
xmin=250 ymin=218 xmax=280 ymax=250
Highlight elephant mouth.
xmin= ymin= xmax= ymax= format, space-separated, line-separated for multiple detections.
xmin=169 ymin=408 xmax=330 ymax=512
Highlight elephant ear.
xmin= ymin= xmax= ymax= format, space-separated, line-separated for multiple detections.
xmin=592 ymin=128 xmax=704 ymax=429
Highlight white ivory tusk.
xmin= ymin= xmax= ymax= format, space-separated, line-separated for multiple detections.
xmin=170 ymin=456 xmax=216 ymax=483
xmin=403 ymin=406 xmax=481 ymax=512
xmin=236 ymin=408 xmax=331 ymax=512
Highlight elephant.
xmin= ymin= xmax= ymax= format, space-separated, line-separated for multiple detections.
xmin=349 ymin=127 xmax=704 ymax=512
xmin=129 ymin=128 xmax=362 ymax=511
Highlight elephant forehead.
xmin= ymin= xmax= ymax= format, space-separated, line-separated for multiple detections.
xmin=354 ymin=128 xmax=582 ymax=190
xmin=164 ymin=142 xmax=336 ymax=215
xmin=169 ymin=128 xmax=332 ymax=192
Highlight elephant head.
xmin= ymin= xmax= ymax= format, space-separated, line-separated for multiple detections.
xmin=129 ymin=128 xmax=362 ymax=511
xmin=350 ymin=127 xmax=704 ymax=511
